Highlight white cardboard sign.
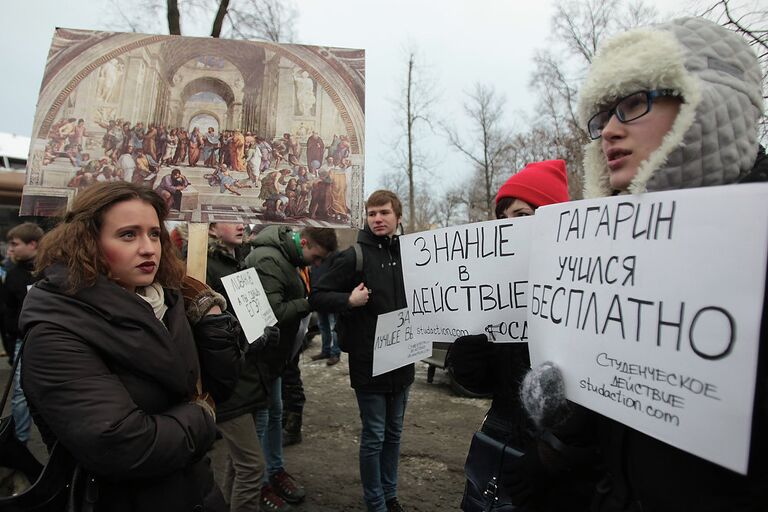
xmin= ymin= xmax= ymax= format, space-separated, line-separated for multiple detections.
xmin=527 ymin=183 xmax=768 ymax=474
xmin=372 ymin=308 xmax=432 ymax=377
xmin=221 ymin=267 xmax=278 ymax=343
xmin=400 ymin=217 xmax=533 ymax=342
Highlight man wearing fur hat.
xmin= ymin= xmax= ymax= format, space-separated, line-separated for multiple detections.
xmin=519 ymin=17 xmax=767 ymax=511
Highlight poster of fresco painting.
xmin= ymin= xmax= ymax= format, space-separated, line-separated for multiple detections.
xmin=21 ymin=28 xmax=365 ymax=227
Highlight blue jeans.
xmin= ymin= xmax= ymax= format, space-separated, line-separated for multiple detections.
xmin=317 ymin=312 xmax=340 ymax=358
xmin=355 ymin=387 xmax=410 ymax=512
xmin=12 ymin=339 xmax=32 ymax=443
xmin=255 ymin=377 xmax=284 ymax=482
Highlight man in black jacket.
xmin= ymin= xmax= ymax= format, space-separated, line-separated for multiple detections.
xmin=6 ymin=222 xmax=43 ymax=445
xmin=310 ymin=190 xmax=412 ymax=512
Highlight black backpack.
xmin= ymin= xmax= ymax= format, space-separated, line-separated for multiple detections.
xmin=334 ymin=243 xmax=363 ymax=353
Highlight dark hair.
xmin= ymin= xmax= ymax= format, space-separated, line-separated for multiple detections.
xmin=495 ymin=196 xmax=516 ymax=219
xmin=366 ymin=190 xmax=402 ymax=218
xmin=301 ymin=227 xmax=338 ymax=253
xmin=8 ymin=222 xmax=44 ymax=244
xmin=36 ymin=182 xmax=185 ymax=293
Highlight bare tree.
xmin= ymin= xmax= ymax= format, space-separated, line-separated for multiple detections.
xmin=552 ymin=0 xmax=615 ymax=64
xmin=389 ymin=49 xmax=439 ymax=232
xmin=381 ymin=168 xmax=466 ymax=231
xmin=444 ymin=83 xmax=513 ymax=220
xmin=522 ymin=0 xmax=657 ymax=199
xmin=700 ymin=0 xmax=768 ymax=143
xmin=381 ymin=170 xmax=437 ymax=231
xmin=167 ymin=0 xmax=181 ymax=35
xmin=108 ymin=0 xmax=298 ymax=41
xmin=211 ymin=0 xmax=231 ymax=38
xmin=433 ymin=186 xmax=467 ymax=228
xmin=381 ymin=170 xmax=408 ymax=204
xmin=225 ymin=0 xmax=298 ymax=42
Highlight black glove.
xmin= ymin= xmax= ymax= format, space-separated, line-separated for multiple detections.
xmin=248 ymin=325 xmax=281 ymax=354
xmin=193 ymin=312 xmax=244 ymax=403
xmin=446 ymin=333 xmax=495 ymax=394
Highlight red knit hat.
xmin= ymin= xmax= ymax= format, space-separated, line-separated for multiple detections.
xmin=495 ymin=159 xmax=569 ymax=208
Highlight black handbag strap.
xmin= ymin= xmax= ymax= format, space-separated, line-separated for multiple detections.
xmin=0 ymin=342 xmax=23 ymax=413
xmin=68 ymin=464 xmax=98 ymax=512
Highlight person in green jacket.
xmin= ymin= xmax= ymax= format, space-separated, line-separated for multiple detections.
xmin=242 ymin=225 xmax=338 ymax=510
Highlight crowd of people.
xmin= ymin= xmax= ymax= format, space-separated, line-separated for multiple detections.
xmin=42 ymin=117 xmax=354 ymax=222
xmin=1 ymin=15 xmax=766 ymax=512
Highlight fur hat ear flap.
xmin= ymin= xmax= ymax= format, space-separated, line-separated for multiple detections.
xmin=577 ymin=28 xmax=689 ymax=127
xmin=579 ymin=18 xmax=762 ymax=197
xmin=583 ymin=142 xmax=613 ymax=199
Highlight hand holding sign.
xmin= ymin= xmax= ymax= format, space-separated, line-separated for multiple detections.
xmin=527 ymin=183 xmax=768 ymax=474
xmin=372 ymin=308 xmax=432 ymax=376
xmin=400 ymin=217 xmax=533 ymax=343
xmin=221 ymin=268 xmax=278 ymax=344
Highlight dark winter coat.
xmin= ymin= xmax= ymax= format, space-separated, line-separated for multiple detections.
xmin=242 ymin=226 xmax=310 ymax=386
xmin=310 ymin=225 xmax=414 ymax=392
xmin=739 ymin=145 xmax=768 ymax=184
xmin=589 ymin=159 xmax=768 ymax=512
xmin=447 ymin=337 xmax=533 ymax=447
xmin=206 ymin=238 xmax=247 ymax=306
xmin=206 ymin=238 xmax=269 ymax=420
xmin=19 ymin=264 xmax=228 ymax=512
xmin=572 ymin=154 xmax=768 ymax=512
xmin=448 ymin=329 xmax=599 ymax=511
xmin=4 ymin=257 xmax=37 ymax=343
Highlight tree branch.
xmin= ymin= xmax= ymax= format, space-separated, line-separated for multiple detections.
xmin=211 ymin=0 xmax=230 ymax=38
xmin=167 ymin=0 xmax=181 ymax=34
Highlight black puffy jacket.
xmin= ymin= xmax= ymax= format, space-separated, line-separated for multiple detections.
xmin=310 ymin=225 xmax=414 ymax=392
xmin=20 ymin=264 xmax=231 ymax=512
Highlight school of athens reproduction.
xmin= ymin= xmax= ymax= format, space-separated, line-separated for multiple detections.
xmin=21 ymin=28 xmax=365 ymax=227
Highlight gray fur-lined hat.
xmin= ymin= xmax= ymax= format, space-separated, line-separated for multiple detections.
xmin=578 ymin=17 xmax=764 ymax=198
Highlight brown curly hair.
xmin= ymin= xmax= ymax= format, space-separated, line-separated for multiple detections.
xmin=36 ymin=182 xmax=185 ymax=293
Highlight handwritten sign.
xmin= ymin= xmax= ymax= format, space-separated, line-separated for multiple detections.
xmin=400 ymin=217 xmax=532 ymax=343
xmin=221 ymin=268 xmax=277 ymax=343
xmin=527 ymin=183 xmax=768 ymax=474
xmin=372 ymin=308 xmax=432 ymax=377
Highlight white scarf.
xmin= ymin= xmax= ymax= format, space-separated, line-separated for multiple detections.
xmin=137 ymin=282 xmax=168 ymax=320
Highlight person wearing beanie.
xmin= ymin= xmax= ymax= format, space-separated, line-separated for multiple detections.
xmin=494 ymin=159 xmax=570 ymax=218
xmin=447 ymin=160 xmax=600 ymax=511
xmin=521 ymin=17 xmax=768 ymax=512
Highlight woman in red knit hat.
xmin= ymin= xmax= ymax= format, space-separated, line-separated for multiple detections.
xmin=493 ymin=159 xmax=570 ymax=219
xmin=447 ymin=160 xmax=598 ymax=512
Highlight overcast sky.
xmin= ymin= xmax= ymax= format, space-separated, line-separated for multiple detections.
xmin=2 ymin=0 xmax=714 ymax=192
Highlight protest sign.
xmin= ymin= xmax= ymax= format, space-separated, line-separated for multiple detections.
xmin=372 ymin=308 xmax=432 ymax=377
xmin=221 ymin=267 xmax=277 ymax=343
xmin=527 ymin=183 xmax=768 ymax=474
xmin=400 ymin=217 xmax=532 ymax=343
xmin=21 ymin=28 xmax=365 ymax=228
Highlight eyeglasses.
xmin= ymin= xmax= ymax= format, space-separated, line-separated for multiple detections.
xmin=587 ymin=89 xmax=677 ymax=140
